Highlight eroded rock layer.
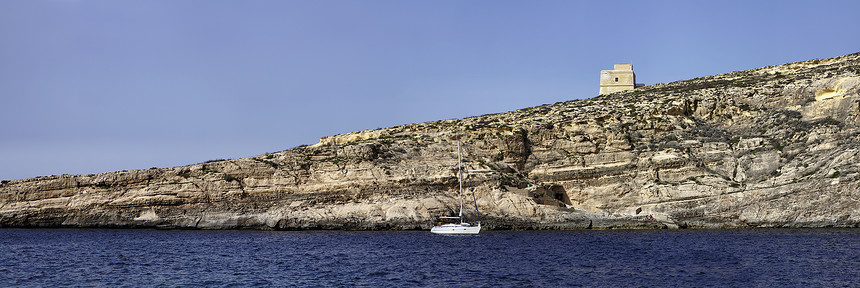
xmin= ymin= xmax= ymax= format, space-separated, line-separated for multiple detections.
xmin=3 ymin=53 xmax=860 ymax=229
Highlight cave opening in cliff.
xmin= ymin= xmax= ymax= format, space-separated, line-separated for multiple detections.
xmin=550 ymin=185 xmax=571 ymax=205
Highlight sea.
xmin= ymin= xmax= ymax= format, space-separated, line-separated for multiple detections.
xmin=1 ymin=228 xmax=858 ymax=287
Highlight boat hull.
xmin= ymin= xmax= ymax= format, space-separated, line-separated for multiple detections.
xmin=430 ymin=224 xmax=481 ymax=235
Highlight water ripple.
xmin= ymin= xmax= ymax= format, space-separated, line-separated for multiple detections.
xmin=1 ymin=229 xmax=860 ymax=287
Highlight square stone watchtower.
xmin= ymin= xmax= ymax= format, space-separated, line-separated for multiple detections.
xmin=599 ymin=64 xmax=636 ymax=95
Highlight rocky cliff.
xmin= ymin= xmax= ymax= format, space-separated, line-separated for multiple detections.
xmin=3 ymin=53 xmax=860 ymax=230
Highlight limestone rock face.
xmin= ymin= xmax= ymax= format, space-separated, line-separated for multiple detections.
xmin=3 ymin=53 xmax=860 ymax=229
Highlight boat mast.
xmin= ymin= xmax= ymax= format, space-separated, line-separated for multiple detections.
xmin=457 ymin=141 xmax=464 ymax=222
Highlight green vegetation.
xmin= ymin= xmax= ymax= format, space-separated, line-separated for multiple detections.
xmin=664 ymin=134 xmax=678 ymax=142
xmin=493 ymin=152 xmax=504 ymax=161
xmin=254 ymin=158 xmax=281 ymax=169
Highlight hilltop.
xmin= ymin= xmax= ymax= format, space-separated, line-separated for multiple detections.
xmin=2 ymin=52 xmax=860 ymax=229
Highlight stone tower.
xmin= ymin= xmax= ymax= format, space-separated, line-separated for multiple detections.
xmin=599 ymin=64 xmax=636 ymax=95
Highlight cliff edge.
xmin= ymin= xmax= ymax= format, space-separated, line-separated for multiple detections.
xmin=3 ymin=52 xmax=860 ymax=230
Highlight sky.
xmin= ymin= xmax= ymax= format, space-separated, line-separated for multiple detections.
xmin=2 ymin=0 xmax=859 ymax=180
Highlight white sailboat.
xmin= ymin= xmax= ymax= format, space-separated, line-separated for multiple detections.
xmin=431 ymin=141 xmax=481 ymax=235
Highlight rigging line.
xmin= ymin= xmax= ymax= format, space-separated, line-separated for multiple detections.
xmin=457 ymin=141 xmax=464 ymax=220
xmin=468 ymin=170 xmax=481 ymax=224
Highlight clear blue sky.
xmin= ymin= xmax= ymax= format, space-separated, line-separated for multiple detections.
xmin=2 ymin=0 xmax=859 ymax=180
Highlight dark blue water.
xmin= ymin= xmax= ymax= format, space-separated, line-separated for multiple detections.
xmin=1 ymin=229 xmax=859 ymax=287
